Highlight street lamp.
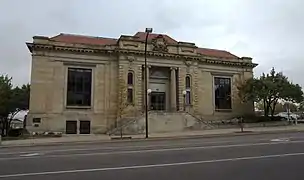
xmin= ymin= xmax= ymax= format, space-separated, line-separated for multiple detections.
xmin=144 ymin=28 xmax=153 ymax=138
xmin=147 ymin=89 xmax=152 ymax=94
xmin=147 ymin=89 xmax=152 ymax=110
xmin=183 ymin=90 xmax=187 ymax=111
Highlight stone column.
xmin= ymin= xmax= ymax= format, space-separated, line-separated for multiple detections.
xmin=170 ymin=67 xmax=177 ymax=111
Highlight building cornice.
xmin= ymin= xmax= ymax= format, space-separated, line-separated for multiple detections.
xmin=26 ymin=43 xmax=258 ymax=68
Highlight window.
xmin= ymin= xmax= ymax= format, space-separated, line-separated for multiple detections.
xmin=127 ymin=72 xmax=133 ymax=85
xmin=67 ymin=68 xmax=92 ymax=107
xmin=150 ymin=92 xmax=166 ymax=110
xmin=214 ymin=77 xmax=232 ymax=110
xmin=79 ymin=120 xmax=91 ymax=134
xmin=127 ymin=72 xmax=134 ymax=104
xmin=127 ymin=88 xmax=133 ymax=103
xmin=186 ymin=76 xmax=191 ymax=89
xmin=66 ymin=120 xmax=77 ymax=134
xmin=32 ymin=118 xmax=41 ymax=123
xmin=185 ymin=75 xmax=191 ymax=105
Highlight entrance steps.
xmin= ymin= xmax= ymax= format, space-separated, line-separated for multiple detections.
xmin=109 ymin=111 xmax=214 ymax=136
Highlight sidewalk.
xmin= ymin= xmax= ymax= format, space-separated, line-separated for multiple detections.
xmin=1 ymin=124 xmax=304 ymax=147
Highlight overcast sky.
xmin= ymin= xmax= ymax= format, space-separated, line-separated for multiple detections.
xmin=0 ymin=0 xmax=303 ymax=87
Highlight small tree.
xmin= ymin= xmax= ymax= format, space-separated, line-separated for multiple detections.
xmin=275 ymin=102 xmax=297 ymax=113
xmin=12 ymin=84 xmax=30 ymax=110
xmin=0 ymin=75 xmax=30 ymax=136
xmin=116 ymin=79 xmax=134 ymax=137
xmin=238 ymin=68 xmax=303 ymax=119
xmin=0 ymin=75 xmax=14 ymax=136
xmin=299 ymin=101 xmax=304 ymax=111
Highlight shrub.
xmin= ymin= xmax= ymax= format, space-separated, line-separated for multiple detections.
xmin=7 ymin=129 xmax=23 ymax=137
xmin=242 ymin=114 xmax=283 ymax=123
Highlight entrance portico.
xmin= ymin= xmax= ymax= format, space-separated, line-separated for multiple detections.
xmin=145 ymin=66 xmax=178 ymax=111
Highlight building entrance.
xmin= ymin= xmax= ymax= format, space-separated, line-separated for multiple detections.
xmin=150 ymin=92 xmax=166 ymax=111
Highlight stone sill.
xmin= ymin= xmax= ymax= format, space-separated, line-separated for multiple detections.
xmin=215 ymin=109 xmax=232 ymax=112
xmin=66 ymin=106 xmax=92 ymax=110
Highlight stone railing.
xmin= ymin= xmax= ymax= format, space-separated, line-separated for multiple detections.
xmin=107 ymin=110 xmax=143 ymax=136
xmin=184 ymin=108 xmax=215 ymax=129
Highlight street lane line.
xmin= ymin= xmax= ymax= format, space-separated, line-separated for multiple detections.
xmin=0 ymin=140 xmax=304 ymax=161
xmin=0 ymin=152 xmax=304 ymax=178
xmin=270 ymin=138 xmax=290 ymax=142
xmin=19 ymin=153 xmax=41 ymax=157
xmin=0 ymin=137 xmax=274 ymax=155
xmin=1 ymin=133 xmax=303 ymax=156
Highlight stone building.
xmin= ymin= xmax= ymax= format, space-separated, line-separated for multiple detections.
xmin=26 ymin=31 xmax=257 ymax=134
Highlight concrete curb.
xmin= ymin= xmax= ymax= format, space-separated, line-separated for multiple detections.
xmin=1 ymin=129 xmax=304 ymax=148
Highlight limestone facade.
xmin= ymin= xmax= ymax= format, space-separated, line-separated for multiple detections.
xmin=26 ymin=31 xmax=257 ymax=134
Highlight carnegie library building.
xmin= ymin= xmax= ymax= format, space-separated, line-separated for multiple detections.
xmin=26 ymin=31 xmax=257 ymax=134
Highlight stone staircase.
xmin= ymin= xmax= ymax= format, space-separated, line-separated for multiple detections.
xmin=108 ymin=111 xmax=215 ymax=136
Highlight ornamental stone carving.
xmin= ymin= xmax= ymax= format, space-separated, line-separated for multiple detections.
xmin=152 ymin=35 xmax=168 ymax=52
xmin=126 ymin=56 xmax=136 ymax=62
xmin=184 ymin=60 xmax=192 ymax=67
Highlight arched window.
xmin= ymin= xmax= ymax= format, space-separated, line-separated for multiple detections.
xmin=127 ymin=72 xmax=133 ymax=85
xmin=186 ymin=76 xmax=191 ymax=89
xmin=127 ymin=72 xmax=134 ymax=104
xmin=185 ymin=75 xmax=191 ymax=105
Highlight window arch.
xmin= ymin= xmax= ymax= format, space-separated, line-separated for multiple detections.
xmin=127 ymin=71 xmax=134 ymax=104
xmin=185 ymin=75 xmax=191 ymax=105
xmin=127 ymin=72 xmax=134 ymax=85
xmin=185 ymin=76 xmax=191 ymax=89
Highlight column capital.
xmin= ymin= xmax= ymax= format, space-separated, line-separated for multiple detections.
xmin=170 ymin=67 xmax=177 ymax=70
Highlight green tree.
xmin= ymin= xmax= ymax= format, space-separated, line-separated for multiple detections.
xmin=0 ymin=75 xmax=14 ymax=136
xmin=299 ymin=101 xmax=304 ymax=111
xmin=11 ymin=84 xmax=30 ymax=110
xmin=0 ymin=75 xmax=30 ymax=136
xmin=255 ymin=101 xmax=264 ymax=111
xmin=275 ymin=102 xmax=298 ymax=113
xmin=238 ymin=68 xmax=303 ymax=118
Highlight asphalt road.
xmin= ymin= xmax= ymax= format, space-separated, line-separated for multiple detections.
xmin=0 ymin=132 xmax=304 ymax=180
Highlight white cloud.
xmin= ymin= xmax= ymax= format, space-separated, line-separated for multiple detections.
xmin=0 ymin=0 xmax=303 ymax=87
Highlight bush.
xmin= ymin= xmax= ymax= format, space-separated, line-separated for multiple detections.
xmin=242 ymin=114 xmax=283 ymax=123
xmin=7 ymin=129 xmax=23 ymax=137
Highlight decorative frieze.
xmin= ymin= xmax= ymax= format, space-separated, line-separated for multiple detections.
xmin=28 ymin=44 xmax=257 ymax=68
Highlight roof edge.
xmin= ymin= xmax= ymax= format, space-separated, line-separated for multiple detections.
xmin=25 ymin=42 xmax=33 ymax=53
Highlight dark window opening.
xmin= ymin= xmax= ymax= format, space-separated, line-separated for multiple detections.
xmin=127 ymin=88 xmax=134 ymax=103
xmin=150 ymin=92 xmax=166 ymax=111
xmin=186 ymin=91 xmax=191 ymax=105
xmin=66 ymin=121 xmax=77 ymax=134
xmin=67 ymin=68 xmax=92 ymax=107
xmin=79 ymin=121 xmax=91 ymax=134
xmin=185 ymin=76 xmax=191 ymax=105
xmin=33 ymin=118 xmax=41 ymax=123
xmin=214 ymin=77 xmax=232 ymax=110
xmin=127 ymin=72 xmax=134 ymax=85
xmin=186 ymin=76 xmax=191 ymax=89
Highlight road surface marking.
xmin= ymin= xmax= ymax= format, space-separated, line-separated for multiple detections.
xmin=0 ymin=138 xmax=272 ymax=155
xmin=270 ymin=138 xmax=290 ymax=142
xmin=0 ymin=140 xmax=303 ymax=161
xmin=0 ymin=134 xmax=302 ymax=156
xmin=0 ymin=152 xmax=303 ymax=178
xmin=20 ymin=153 xmax=41 ymax=157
